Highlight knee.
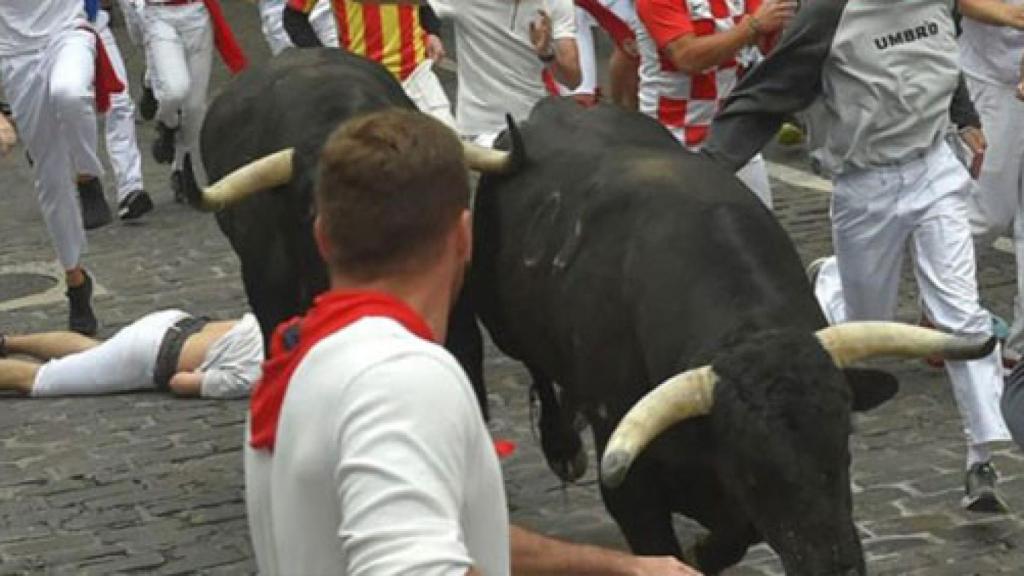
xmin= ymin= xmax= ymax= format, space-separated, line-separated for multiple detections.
xmin=932 ymin=306 xmax=992 ymax=337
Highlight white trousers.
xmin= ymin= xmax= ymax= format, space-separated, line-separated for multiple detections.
xmin=402 ymin=60 xmax=455 ymax=129
xmin=964 ymin=76 xmax=1024 ymax=356
xmin=144 ymin=3 xmax=213 ymax=169
xmin=97 ymin=13 xmax=144 ymax=201
xmin=0 ymin=28 xmax=102 ymax=270
xmin=814 ymin=141 xmax=1010 ymax=447
xmin=258 ymin=0 xmax=338 ymax=54
xmin=32 ymin=310 xmax=187 ymax=396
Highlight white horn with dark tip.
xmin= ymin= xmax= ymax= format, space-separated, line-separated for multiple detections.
xmin=815 ymin=321 xmax=996 ymax=368
xmin=462 ymin=142 xmax=513 ymax=173
xmin=600 ymin=365 xmax=718 ymax=489
xmin=199 ymin=148 xmax=295 ymax=211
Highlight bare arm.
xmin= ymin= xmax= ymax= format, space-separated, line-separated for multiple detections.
xmin=959 ymin=0 xmax=1024 ymax=28
xmin=509 ymin=525 xmax=701 ymax=576
xmin=662 ymin=25 xmax=756 ymax=74
xmin=168 ymin=371 xmax=203 ymax=397
xmin=0 ymin=112 xmax=15 ymax=156
xmin=551 ymin=38 xmax=582 ymax=89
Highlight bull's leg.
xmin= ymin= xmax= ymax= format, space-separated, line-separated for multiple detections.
xmin=690 ymin=522 xmax=758 ymax=575
xmin=529 ymin=366 xmax=587 ymax=482
xmin=445 ymin=287 xmax=489 ymax=420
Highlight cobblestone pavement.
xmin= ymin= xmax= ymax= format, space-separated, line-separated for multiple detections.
xmin=2 ymin=2 xmax=1024 ymax=574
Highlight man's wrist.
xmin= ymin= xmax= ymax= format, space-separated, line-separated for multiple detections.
xmin=745 ymin=15 xmax=762 ymax=44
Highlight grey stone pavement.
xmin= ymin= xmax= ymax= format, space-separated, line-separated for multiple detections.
xmin=2 ymin=2 xmax=1024 ymax=574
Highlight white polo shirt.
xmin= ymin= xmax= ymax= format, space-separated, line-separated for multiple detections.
xmin=244 ymin=316 xmax=509 ymax=576
xmin=429 ymin=0 xmax=576 ymax=138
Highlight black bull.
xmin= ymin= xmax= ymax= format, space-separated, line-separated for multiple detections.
xmin=192 ymin=50 xmax=921 ymax=575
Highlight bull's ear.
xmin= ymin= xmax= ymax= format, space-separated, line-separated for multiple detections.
xmin=843 ymin=368 xmax=899 ymax=412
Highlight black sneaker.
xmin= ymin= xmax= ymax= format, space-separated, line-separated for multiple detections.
xmin=78 ymin=177 xmax=113 ymax=230
xmin=66 ymin=271 xmax=98 ymax=336
xmin=118 ymin=189 xmax=154 ymax=220
xmin=171 ymin=169 xmax=185 ymax=204
xmin=963 ymin=462 xmax=1009 ymax=513
xmin=152 ymin=121 xmax=177 ymax=164
xmin=139 ymin=72 xmax=157 ymax=121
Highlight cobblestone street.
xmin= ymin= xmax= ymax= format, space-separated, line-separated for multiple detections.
xmin=2 ymin=2 xmax=1024 ymax=574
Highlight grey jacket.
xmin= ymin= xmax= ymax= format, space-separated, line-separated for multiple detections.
xmin=704 ymin=0 xmax=981 ymax=175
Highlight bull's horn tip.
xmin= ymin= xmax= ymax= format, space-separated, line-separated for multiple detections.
xmin=600 ymin=449 xmax=633 ymax=488
xmin=947 ymin=334 xmax=996 ymax=360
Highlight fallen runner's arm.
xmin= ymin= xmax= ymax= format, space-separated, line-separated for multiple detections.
xmin=168 ymin=371 xmax=203 ymax=397
xmin=959 ymin=0 xmax=1024 ymax=28
xmin=283 ymin=1 xmax=324 ymax=48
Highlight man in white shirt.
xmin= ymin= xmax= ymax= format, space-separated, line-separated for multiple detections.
xmin=0 ymin=0 xmax=106 ymax=335
xmin=428 ymin=0 xmax=582 ymax=144
xmin=244 ymin=109 xmax=699 ymax=575
xmin=958 ymin=0 xmax=1024 ymax=365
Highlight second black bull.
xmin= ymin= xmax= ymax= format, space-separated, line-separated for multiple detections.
xmin=187 ymin=50 xmax=995 ymax=575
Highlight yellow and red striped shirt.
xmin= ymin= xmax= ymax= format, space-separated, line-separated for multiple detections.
xmin=288 ymin=0 xmax=428 ymax=81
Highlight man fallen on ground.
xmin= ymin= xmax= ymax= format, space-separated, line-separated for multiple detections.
xmin=244 ymin=109 xmax=699 ymax=575
xmin=0 ymin=310 xmax=262 ymax=398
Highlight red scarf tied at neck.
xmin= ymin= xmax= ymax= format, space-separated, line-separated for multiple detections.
xmin=249 ymin=290 xmax=435 ymax=452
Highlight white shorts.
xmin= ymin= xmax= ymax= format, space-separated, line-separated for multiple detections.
xmin=402 ymin=59 xmax=455 ymax=129
xmin=33 ymin=310 xmax=189 ymax=397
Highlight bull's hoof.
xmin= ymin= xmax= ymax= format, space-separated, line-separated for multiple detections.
xmin=545 ymin=444 xmax=588 ymax=483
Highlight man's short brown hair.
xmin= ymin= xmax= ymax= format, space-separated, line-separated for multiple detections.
xmin=315 ymin=109 xmax=470 ymax=280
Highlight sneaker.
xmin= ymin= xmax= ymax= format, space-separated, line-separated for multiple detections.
xmin=66 ymin=271 xmax=98 ymax=336
xmin=962 ymin=462 xmax=1009 ymax=513
xmin=777 ymin=122 xmax=806 ymax=146
xmin=139 ymin=72 xmax=157 ymax=122
xmin=170 ymin=169 xmax=185 ymax=204
xmin=78 ymin=177 xmax=113 ymax=230
xmin=117 ymin=189 xmax=154 ymax=220
xmin=152 ymin=121 xmax=177 ymax=164
xmin=806 ymin=256 xmax=828 ymax=287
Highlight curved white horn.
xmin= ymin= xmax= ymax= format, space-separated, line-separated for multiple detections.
xmin=815 ymin=321 xmax=996 ymax=368
xmin=601 ymin=366 xmax=718 ymax=488
xmin=462 ymin=142 xmax=513 ymax=174
xmin=201 ymin=149 xmax=295 ymax=211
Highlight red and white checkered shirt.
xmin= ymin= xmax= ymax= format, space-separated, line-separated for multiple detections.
xmin=636 ymin=0 xmax=762 ymax=150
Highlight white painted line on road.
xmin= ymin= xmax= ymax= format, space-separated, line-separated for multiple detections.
xmin=765 ymin=161 xmax=833 ymax=193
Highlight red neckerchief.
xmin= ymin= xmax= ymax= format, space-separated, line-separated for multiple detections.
xmin=203 ymin=0 xmax=248 ymax=74
xmin=249 ymin=290 xmax=435 ymax=452
xmin=78 ymin=26 xmax=125 ymax=113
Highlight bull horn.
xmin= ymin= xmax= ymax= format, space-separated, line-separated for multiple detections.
xmin=461 ymin=114 xmax=525 ymax=174
xmin=815 ymin=321 xmax=996 ymax=368
xmin=600 ymin=365 xmax=718 ymax=489
xmin=196 ymin=149 xmax=295 ymax=212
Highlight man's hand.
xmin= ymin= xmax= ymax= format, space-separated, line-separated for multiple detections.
xmin=749 ymin=0 xmax=797 ymax=37
xmin=960 ymin=126 xmax=987 ymax=179
xmin=0 ymin=114 xmax=17 ymax=157
xmin=426 ymin=34 xmax=446 ymax=62
xmin=628 ymin=556 xmax=703 ymax=575
xmin=530 ymin=9 xmax=554 ymax=58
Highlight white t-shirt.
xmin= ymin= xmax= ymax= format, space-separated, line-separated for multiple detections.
xmin=429 ymin=0 xmax=576 ymax=137
xmin=959 ymin=1 xmax=1024 ymax=87
xmin=0 ymin=0 xmax=83 ymax=57
xmin=244 ymin=317 xmax=510 ymax=576
xmin=199 ymin=313 xmax=264 ymax=399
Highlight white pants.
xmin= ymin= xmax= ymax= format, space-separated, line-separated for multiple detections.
xmin=259 ymin=0 xmax=338 ymax=54
xmin=814 ymin=141 xmax=1010 ymax=447
xmin=98 ymin=13 xmax=144 ymax=201
xmin=0 ymin=28 xmax=102 ymax=270
xmin=32 ymin=310 xmax=187 ymax=396
xmin=402 ymin=60 xmax=455 ymax=129
xmin=964 ymin=76 xmax=1024 ymax=356
xmin=144 ymin=3 xmax=213 ymax=169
